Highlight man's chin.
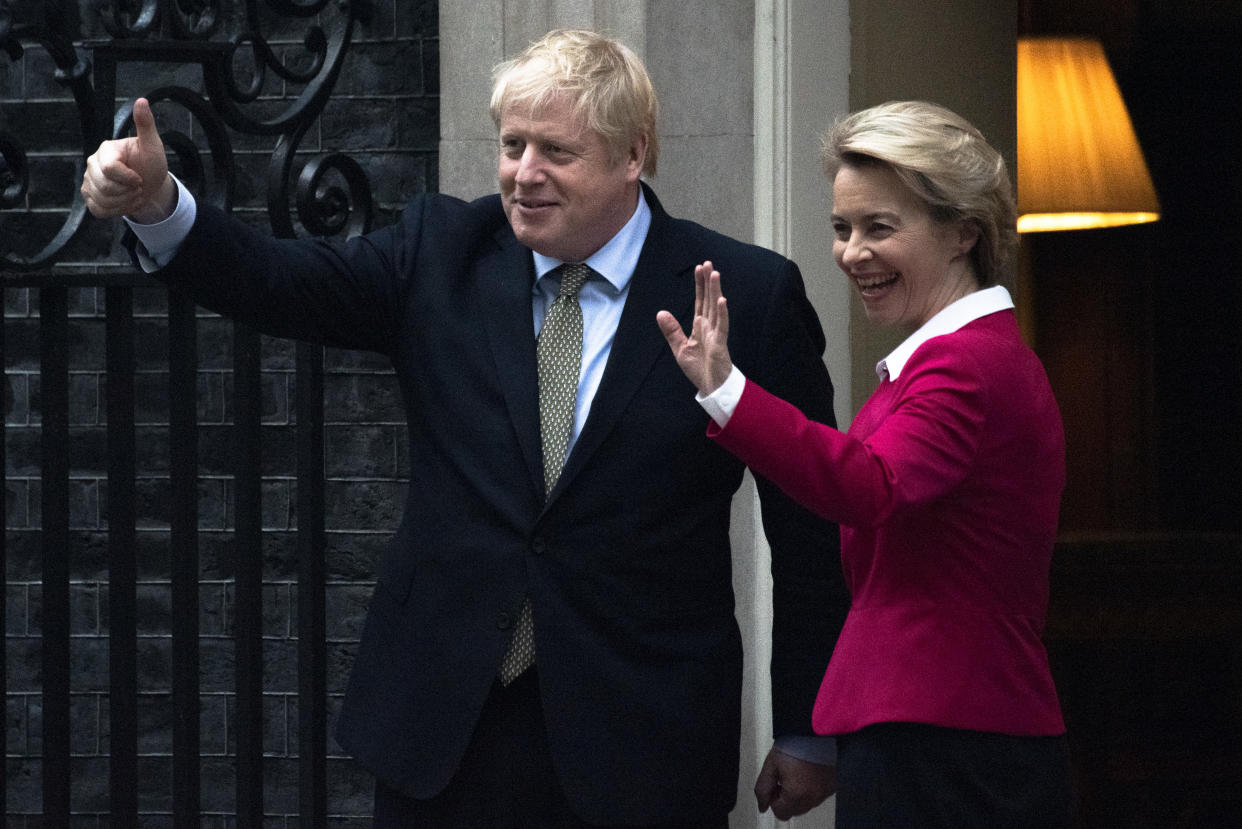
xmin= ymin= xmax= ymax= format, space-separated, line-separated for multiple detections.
xmin=512 ymin=224 xmax=560 ymax=256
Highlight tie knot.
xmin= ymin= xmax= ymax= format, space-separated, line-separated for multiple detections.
xmin=556 ymin=263 xmax=592 ymax=299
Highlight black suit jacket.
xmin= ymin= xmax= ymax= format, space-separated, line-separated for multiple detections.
xmin=151 ymin=183 xmax=847 ymax=824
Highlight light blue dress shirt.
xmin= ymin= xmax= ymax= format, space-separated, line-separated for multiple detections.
xmin=530 ymin=190 xmax=651 ymax=454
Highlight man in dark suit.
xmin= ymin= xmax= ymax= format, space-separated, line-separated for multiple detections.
xmin=81 ymin=28 xmax=847 ymax=829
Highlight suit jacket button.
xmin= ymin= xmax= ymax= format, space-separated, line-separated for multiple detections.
xmin=496 ymin=612 xmax=512 ymax=630
xmin=531 ymin=537 xmax=546 ymax=555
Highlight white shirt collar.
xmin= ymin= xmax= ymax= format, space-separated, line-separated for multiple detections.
xmin=877 ymin=285 xmax=1015 ymax=380
xmin=531 ymin=188 xmax=651 ymax=293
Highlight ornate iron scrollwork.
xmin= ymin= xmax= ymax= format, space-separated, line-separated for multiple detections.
xmin=1 ymin=0 xmax=100 ymax=272
xmin=1 ymin=0 xmax=373 ymax=275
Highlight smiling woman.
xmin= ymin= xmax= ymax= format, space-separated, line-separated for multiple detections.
xmin=659 ymin=100 xmax=1072 ymax=829
xmin=829 ymin=161 xmax=978 ymax=331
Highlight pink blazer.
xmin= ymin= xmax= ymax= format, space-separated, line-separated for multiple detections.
xmin=711 ymin=309 xmax=1066 ymax=736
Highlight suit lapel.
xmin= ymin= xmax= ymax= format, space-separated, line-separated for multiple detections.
xmin=475 ymin=231 xmax=546 ymax=499
xmin=552 ymin=190 xmax=698 ymax=499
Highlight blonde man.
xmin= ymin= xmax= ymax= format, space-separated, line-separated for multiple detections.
xmin=82 ymin=29 xmax=845 ymax=828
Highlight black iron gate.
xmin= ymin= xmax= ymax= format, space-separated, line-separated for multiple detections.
xmin=1 ymin=1 xmax=436 ymax=824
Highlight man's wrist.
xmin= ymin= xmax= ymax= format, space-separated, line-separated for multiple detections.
xmin=774 ymin=734 xmax=837 ymax=766
xmin=127 ymin=172 xmax=177 ymax=225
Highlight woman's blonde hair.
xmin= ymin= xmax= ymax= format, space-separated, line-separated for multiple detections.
xmin=820 ymin=100 xmax=1017 ymax=286
xmin=490 ymin=29 xmax=660 ymax=177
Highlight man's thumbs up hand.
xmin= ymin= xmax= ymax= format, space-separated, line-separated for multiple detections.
xmin=82 ymin=97 xmax=176 ymax=223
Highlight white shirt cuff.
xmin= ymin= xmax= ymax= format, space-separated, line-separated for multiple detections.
xmin=122 ymin=174 xmax=196 ymax=271
xmin=695 ymin=365 xmax=746 ymax=428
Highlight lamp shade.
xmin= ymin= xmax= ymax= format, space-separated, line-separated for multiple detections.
xmin=1017 ymin=36 xmax=1160 ymax=232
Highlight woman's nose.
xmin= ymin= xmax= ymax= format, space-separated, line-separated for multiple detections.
xmin=840 ymin=233 xmax=869 ymax=266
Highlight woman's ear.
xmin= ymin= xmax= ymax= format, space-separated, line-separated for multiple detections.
xmin=957 ymin=219 xmax=981 ymax=255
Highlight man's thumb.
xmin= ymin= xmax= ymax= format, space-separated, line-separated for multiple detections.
xmin=132 ymin=97 xmax=162 ymax=150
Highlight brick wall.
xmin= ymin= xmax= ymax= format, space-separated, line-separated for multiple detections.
xmin=3 ymin=1 xmax=439 ymax=824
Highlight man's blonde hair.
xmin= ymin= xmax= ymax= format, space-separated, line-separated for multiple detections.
xmin=490 ymin=29 xmax=660 ymax=176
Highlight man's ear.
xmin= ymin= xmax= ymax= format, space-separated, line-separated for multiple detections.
xmin=626 ymin=134 xmax=648 ymax=181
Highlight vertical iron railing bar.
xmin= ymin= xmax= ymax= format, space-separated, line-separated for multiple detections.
xmin=1 ymin=293 xmax=7 ymax=815
xmin=167 ymin=284 xmax=201 ymax=827
xmin=106 ymin=285 xmax=139 ymax=825
xmin=295 ymin=341 xmax=327 ymax=829
xmin=233 ymin=321 xmax=264 ymax=826
xmin=38 ymin=286 xmax=71 ymax=825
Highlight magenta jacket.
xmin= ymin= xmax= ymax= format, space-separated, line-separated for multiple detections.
xmin=711 ymin=302 xmax=1066 ymax=737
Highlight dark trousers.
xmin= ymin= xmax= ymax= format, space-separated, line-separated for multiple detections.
xmin=835 ymin=722 xmax=1072 ymax=829
xmin=373 ymin=669 xmax=729 ymax=829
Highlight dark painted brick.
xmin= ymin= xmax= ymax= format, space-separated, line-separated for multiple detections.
xmin=4 ymin=754 xmax=41 ymax=813
xmin=3 ymin=526 xmax=38 ymax=577
xmin=5 ymin=584 xmax=28 ymax=635
xmin=135 ymin=753 xmax=173 ymax=809
xmin=134 ymin=583 xmax=171 ymax=635
xmin=324 ymin=479 xmax=403 ymax=531
xmin=324 ymin=583 xmax=372 ymax=641
xmin=7 ymin=694 xmax=29 ymax=752
xmin=327 ymin=640 xmax=360 ymax=696
xmin=69 ymin=694 xmax=100 ymax=754
xmin=199 ymin=755 xmax=235 ymax=812
xmin=135 ymin=640 xmax=172 ymax=693
xmin=68 ymin=373 xmax=100 ymax=425
xmin=4 ymin=636 xmax=40 ymax=691
xmin=3 ymin=102 xmax=88 ymax=153
xmin=200 ymin=582 xmax=227 ymax=636
xmin=199 ymin=692 xmax=228 ymax=754
xmin=323 ymin=346 xmax=393 ymax=372
xmin=397 ymin=1 xmax=439 ymax=40
xmin=198 ymin=637 xmax=233 ymax=693
xmin=25 ymin=694 xmax=42 ymax=752
xmin=324 ymin=531 xmax=386 ymax=580
xmin=5 ymin=0 xmax=439 ymax=819
xmin=323 ymin=373 xmax=404 ymax=422
xmin=424 ymin=36 xmax=441 ymax=97
xmin=324 ymin=424 xmax=397 ymax=478
xmin=68 ymin=531 xmax=108 ymax=580
xmin=336 ymin=42 xmax=428 ymax=97
xmin=69 ymin=637 xmax=108 ymax=692
xmin=5 ymin=479 xmax=31 ymax=525
xmin=69 ymin=583 xmax=99 ymax=635
xmin=69 ymin=755 xmax=110 ymax=812
xmin=3 ymin=319 xmax=39 ymax=370
xmin=24 ymin=156 xmax=85 ymax=210
xmin=321 ymin=98 xmax=399 ymax=149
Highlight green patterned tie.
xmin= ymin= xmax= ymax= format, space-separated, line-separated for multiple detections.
xmin=500 ymin=262 xmax=591 ymax=685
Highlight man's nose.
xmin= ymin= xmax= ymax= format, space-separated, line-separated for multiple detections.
xmin=515 ymin=147 xmax=545 ymax=184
